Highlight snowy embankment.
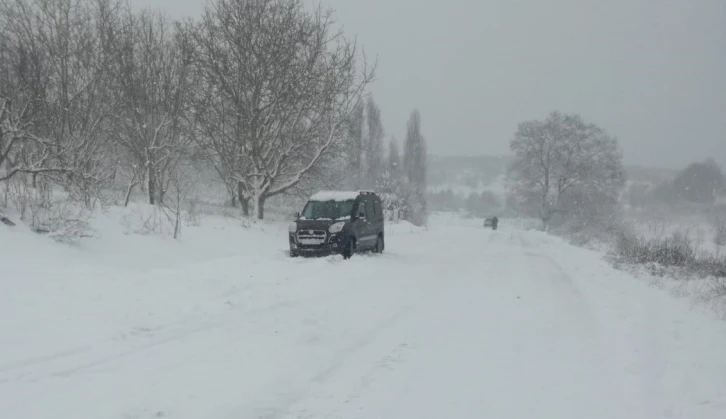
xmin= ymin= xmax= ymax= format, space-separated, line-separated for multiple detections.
xmin=604 ymin=208 xmax=726 ymax=314
xmin=2 ymin=211 xmax=726 ymax=418
xmin=625 ymin=208 xmax=726 ymax=254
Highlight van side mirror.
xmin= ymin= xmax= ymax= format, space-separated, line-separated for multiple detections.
xmin=295 ymin=212 xmax=300 ymax=219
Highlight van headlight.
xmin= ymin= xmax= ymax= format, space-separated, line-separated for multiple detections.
xmin=288 ymin=222 xmax=297 ymax=233
xmin=329 ymin=222 xmax=345 ymax=234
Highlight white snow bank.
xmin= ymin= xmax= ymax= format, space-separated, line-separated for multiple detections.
xmin=0 ymin=204 xmax=422 ymax=369
xmin=2 ymin=209 xmax=726 ymax=418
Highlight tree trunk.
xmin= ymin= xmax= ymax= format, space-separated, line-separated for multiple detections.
xmin=124 ymin=170 xmax=139 ymax=207
xmin=257 ymin=195 xmax=265 ymax=219
xmin=147 ymin=164 xmax=156 ymax=205
xmin=173 ymin=209 xmax=181 ymax=239
xmin=124 ymin=182 xmax=135 ymax=207
xmin=252 ymin=194 xmax=266 ymax=220
xmin=237 ymin=182 xmax=250 ymax=216
xmin=158 ymin=176 xmax=166 ymax=205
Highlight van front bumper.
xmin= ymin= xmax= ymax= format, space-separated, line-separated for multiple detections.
xmin=289 ymin=232 xmax=343 ymax=256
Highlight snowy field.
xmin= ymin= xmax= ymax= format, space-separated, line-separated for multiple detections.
xmin=623 ymin=206 xmax=726 ymax=254
xmin=3 ymin=211 xmax=726 ymax=418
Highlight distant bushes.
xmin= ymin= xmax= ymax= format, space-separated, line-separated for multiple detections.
xmin=624 ymin=159 xmax=726 ymax=211
xmin=552 ymin=216 xmax=626 ymax=249
xmin=608 ymin=228 xmax=726 ymax=314
xmin=712 ymin=206 xmax=726 ymax=246
xmin=610 ymin=230 xmax=726 ymax=279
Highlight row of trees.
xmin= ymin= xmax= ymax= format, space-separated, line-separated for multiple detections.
xmin=340 ymin=97 xmax=428 ymax=225
xmin=1 ymin=0 xmax=379 ymax=222
xmin=343 ymin=97 xmax=385 ymax=190
xmin=429 ymin=189 xmax=501 ymax=217
xmin=626 ymin=159 xmax=726 ymax=208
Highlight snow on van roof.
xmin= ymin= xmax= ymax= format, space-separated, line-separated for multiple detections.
xmin=309 ymin=191 xmax=362 ymax=201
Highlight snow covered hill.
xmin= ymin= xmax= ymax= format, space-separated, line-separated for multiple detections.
xmin=2 ymin=212 xmax=726 ymax=418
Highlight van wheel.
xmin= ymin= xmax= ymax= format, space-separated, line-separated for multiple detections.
xmin=373 ymin=234 xmax=384 ymax=253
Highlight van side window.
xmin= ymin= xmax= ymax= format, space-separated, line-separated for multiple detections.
xmin=374 ymin=200 xmax=382 ymax=217
xmin=357 ymin=201 xmax=367 ymax=217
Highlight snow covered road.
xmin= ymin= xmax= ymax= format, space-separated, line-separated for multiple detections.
xmin=3 ymin=214 xmax=726 ymax=418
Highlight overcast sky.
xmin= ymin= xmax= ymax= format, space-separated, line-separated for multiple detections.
xmin=131 ymin=0 xmax=725 ymax=169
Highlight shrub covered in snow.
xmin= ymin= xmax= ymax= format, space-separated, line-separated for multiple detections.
xmin=553 ymin=215 xmax=630 ymax=251
xmin=0 ymin=179 xmax=94 ymax=242
xmin=378 ymin=192 xmax=406 ymax=222
xmin=609 ymin=230 xmax=726 ymax=279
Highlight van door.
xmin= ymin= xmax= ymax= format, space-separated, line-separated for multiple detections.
xmin=372 ymin=198 xmax=384 ymax=235
xmin=354 ymin=198 xmax=375 ymax=249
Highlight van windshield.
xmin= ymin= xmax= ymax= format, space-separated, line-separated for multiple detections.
xmin=301 ymin=199 xmax=355 ymax=220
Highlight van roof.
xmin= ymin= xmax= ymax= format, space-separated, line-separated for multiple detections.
xmin=308 ymin=190 xmax=377 ymax=202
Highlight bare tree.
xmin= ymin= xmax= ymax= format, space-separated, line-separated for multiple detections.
xmin=1 ymin=0 xmax=120 ymax=206
xmin=190 ymin=0 xmax=374 ymax=219
xmin=159 ymin=160 xmax=196 ymax=239
xmin=508 ymin=111 xmax=625 ymax=230
xmin=108 ymin=7 xmax=194 ymax=206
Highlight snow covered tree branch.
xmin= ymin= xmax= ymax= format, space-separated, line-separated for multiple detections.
xmin=0 ymin=0 xmax=121 ymax=204
xmin=107 ymin=7 xmax=195 ymax=206
xmin=190 ymin=0 xmax=375 ymax=219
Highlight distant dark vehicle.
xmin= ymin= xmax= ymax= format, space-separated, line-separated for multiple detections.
xmin=289 ymin=190 xmax=385 ymax=259
xmin=483 ymin=216 xmax=499 ymax=230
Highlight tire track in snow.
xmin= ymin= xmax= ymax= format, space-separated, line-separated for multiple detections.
xmin=266 ymin=239 xmax=506 ymax=419
xmin=289 ymin=343 xmax=412 ymax=419
xmin=235 ymin=249 xmax=470 ymax=419
xmin=246 ymin=309 xmax=416 ymax=419
xmin=279 ymin=228 xmax=630 ymax=419
xmin=2 ymin=224 xmax=453 ymax=417
xmin=485 ymin=229 xmax=635 ymax=415
xmin=0 ymin=272 xmax=424 ymax=417
xmin=541 ymin=236 xmax=676 ymax=417
xmin=7 ymin=217 xmax=697 ymax=418
xmin=512 ymin=230 xmax=599 ymax=331
xmin=0 ymin=275 xmax=378 ymax=385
